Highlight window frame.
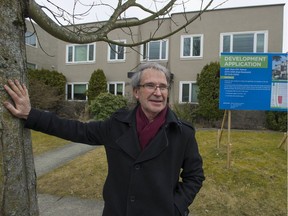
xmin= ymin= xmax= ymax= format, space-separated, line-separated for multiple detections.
xmin=140 ymin=39 xmax=169 ymax=61
xmin=108 ymin=40 xmax=126 ymax=62
xmin=108 ymin=81 xmax=125 ymax=96
xmin=219 ymin=31 xmax=268 ymax=54
xmin=180 ymin=34 xmax=204 ymax=59
xmin=66 ymin=43 xmax=96 ymax=64
xmin=66 ymin=82 xmax=88 ymax=101
xmin=179 ymin=81 xmax=199 ymax=104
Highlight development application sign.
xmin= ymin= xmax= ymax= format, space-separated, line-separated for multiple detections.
xmin=219 ymin=53 xmax=287 ymax=111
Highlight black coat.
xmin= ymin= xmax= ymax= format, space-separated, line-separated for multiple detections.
xmin=25 ymin=107 xmax=205 ymax=216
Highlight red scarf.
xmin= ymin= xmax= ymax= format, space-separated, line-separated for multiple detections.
xmin=136 ymin=106 xmax=168 ymax=150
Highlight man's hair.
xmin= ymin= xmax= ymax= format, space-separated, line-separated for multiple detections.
xmin=131 ymin=62 xmax=171 ymax=89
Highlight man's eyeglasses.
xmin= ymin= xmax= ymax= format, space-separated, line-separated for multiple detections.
xmin=138 ymin=83 xmax=169 ymax=92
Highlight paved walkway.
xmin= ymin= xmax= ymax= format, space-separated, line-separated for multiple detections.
xmin=35 ymin=143 xmax=105 ymax=215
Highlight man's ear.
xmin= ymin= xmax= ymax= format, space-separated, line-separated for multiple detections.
xmin=133 ymin=88 xmax=139 ymax=99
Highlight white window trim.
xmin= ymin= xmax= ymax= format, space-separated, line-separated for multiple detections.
xmin=66 ymin=43 xmax=96 ymax=64
xmin=140 ymin=39 xmax=169 ymax=61
xmin=179 ymin=81 xmax=199 ymax=104
xmin=219 ymin=30 xmax=268 ymax=54
xmin=180 ymin=34 xmax=204 ymax=59
xmin=66 ymin=82 xmax=88 ymax=101
xmin=108 ymin=40 xmax=126 ymax=62
xmin=108 ymin=81 xmax=125 ymax=96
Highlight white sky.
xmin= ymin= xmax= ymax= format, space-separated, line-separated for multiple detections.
xmin=36 ymin=0 xmax=288 ymax=51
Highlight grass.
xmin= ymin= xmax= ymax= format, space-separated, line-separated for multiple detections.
xmin=36 ymin=130 xmax=287 ymax=216
xmin=31 ymin=131 xmax=69 ymax=155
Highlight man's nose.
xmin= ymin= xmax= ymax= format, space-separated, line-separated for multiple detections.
xmin=153 ymin=87 xmax=162 ymax=95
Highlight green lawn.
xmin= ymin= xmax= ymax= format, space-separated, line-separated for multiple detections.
xmin=36 ymin=130 xmax=287 ymax=216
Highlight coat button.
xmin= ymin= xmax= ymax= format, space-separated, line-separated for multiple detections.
xmin=130 ymin=195 xmax=136 ymax=202
xmin=134 ymin=164 xmax=141 ymax=170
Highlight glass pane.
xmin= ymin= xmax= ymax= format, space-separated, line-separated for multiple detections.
xmin=74 ymin=45 xmax=87 ymax=62
xmin=109 ymin=83 xmax=115 ymax=94
xmin=256 ymin=33 xmax=265 ymax=52
xmin=191 ymin=84 xmax=199 ymax=102
xmin=183 ymin=37 xmax=191 ymax=56
xmin=193 ymin=37 xmax=201 ymax=56
xmin=74 ymin=84 xmax=86 ymax=100
xmin=149 ymin=41 xmax=160 ymax=60
xmin=74 ymin=84 xmax=86 ymax=93
xmin=161 ymin=40 xmax=167 ymax=59
xmin=110 ymin=44 xmax=116 ymax=60
xmin=25 ymin=31 xmax=36 ymax=46
xmin=116 ymin=83 xmax=123 ymax=95
xmin=89 ymin=44 xmax=94 ymax=61
xmin=233 ymin=34 xmax=254 ymax=52
xmin=118 ymin=46 xmax=124 ymax=60
xmin=68 ymin=46 xmax=73 ymax=62
xmin=67 ymin=84 xmax=72 ymax=100
xmin=223 ymin=35 xmax=231 ymax=52
xmin=182 ymin=84 xmax=190 ymax=102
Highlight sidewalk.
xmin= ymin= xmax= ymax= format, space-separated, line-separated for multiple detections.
xmin=34 ymin=142 xmax=104 ymax=215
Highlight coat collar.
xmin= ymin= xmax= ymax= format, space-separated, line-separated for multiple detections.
xmin=114 ymin=105 xmax=182 ymax=163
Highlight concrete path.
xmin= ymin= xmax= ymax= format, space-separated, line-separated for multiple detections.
xmin=35 ymin=142 xmax=104 ymax=215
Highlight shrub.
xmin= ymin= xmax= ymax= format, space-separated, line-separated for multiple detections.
xmin=87 ymin=69 xmax=107 ymax=104
xmin=265 ymin=111 xmax=287 ymax=132
xmin=172 ymin=103 xmax=197 ymax=124
xmin=90 ymin=92 xmax=127 ymax=120
xmin=28 ymin=69 xmax=66 ymax=111
xmin=196 ymin=62 xmax=224 ymax=122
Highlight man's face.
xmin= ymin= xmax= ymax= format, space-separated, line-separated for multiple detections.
xmin=133 ymin=68 xmax=169 ymax=121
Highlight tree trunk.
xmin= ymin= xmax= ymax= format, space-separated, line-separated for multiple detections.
xmin=0 ymin=0 xmax=39 ymax=215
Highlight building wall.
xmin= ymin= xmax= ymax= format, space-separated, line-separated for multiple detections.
xmin=25 ymin=4 xmax=285 ymax=103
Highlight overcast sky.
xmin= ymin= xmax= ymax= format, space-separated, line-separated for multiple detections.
xmin=36 ymin=0 xmax=287 ymax=51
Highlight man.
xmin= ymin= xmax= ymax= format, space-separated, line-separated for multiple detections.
xmin=4 ymin=62 xmax=205 ymax=216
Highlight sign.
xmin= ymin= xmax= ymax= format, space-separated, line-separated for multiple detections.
xmin=219 ymin=53 xmax=287 ymax=111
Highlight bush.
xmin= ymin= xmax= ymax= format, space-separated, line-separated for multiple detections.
xmin=28 ymin=69 xmax=66 ymax=111
xmin=265 ymin=111 xmax=287 ymax=132
xmin=87 ymin=69 xmax=107 ymax=104
xmin=196 ymin=62 xmax=224 ymax=122
xmin=90 ymin=92 xmax=128 ymax=120
xmin=172 ymin=103 xmax=197 ymax=124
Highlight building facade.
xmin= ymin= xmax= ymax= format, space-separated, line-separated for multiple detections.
xmin=25 ymin=4 xmax=285 ymax=104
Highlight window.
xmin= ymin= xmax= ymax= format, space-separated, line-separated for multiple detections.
xmin=220 ymin=31 xmax=268 ymax=53
xmin=66 ymin=43 xmax=95 ymax=63
xmin=179 ymin=81 xmax=199 ymax=103
xmin=108 ymin=82 xmax=125 ymax=96
xmin=66 ymin=83 xmax=88 ymax=100
xmin=108 ymin=40 xmax=126 ymax=61
xmin=27 ymin=62 xmax=37 ymax=69
xmin=25 ymin=31 xmax=37 ymax=47
xmin=181 ymin=35 xmax=203 ymax=58
xmin=141 ymin=39 xmax=168 ymax=61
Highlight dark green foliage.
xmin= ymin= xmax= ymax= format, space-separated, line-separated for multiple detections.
xmin=172 ymin=103 xmax=197 ymax=124
xmin=265 ymin=111 xmax=287 ymax=132
xmin=28 ymin=69 xmax=66 ymax=111
xmin=28 ymin=69 xmax=66 ymax=95
xmin=196 ymin=62 xmax=224 ymax=121
xmin=87 ymin=69 xmax=107 ymax=104
xmin=90 ymin=92 xmax=128 ymax=120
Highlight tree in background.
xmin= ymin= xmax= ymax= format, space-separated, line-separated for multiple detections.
xmin=196 ymin=62 xmax=223 ymax=122
xmin=87 ymin=69 xmax=107 ymax=104
xmin=0 ymin=0 xmax=214 ymax=214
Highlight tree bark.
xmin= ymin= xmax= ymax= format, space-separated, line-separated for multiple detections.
xmin=0 ymin=0 xmax=39 ymax=215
